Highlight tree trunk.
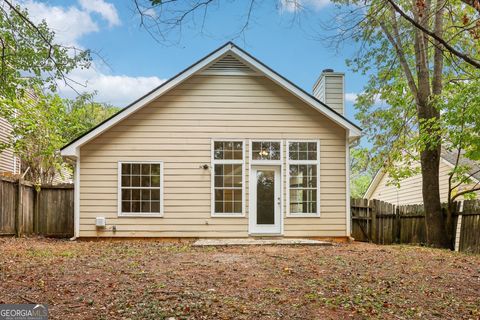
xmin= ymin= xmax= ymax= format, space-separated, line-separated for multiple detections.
xmin=413 ymin=0 xmax=449 ymax=248
xmin=420 ymin=143 xmax=449 ymax=247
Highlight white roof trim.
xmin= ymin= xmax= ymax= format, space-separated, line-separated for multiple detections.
xmin=61 ymin=43 xmax=361 ymax=157
xmin=364 ymin=169 xmax=385 ymax=199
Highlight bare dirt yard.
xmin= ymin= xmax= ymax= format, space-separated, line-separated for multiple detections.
xmin=0 ymin=238 xmax=479 ymax=320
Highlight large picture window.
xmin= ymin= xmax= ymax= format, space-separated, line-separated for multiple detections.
xmin=212 ymin=140 xmax=244 ymax=216
xmin=119 ymin=162 xmax=163 ymax=216
xmin=287 ymin=141 xmax=320 ymax=216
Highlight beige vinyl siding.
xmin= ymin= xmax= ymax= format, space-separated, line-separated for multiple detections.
xmin=369 ymin=161 xmax=480 ymax=205
xmin=79 ymin=75 xmax=347 ymax=237
xmin=0 ymin=117 xmax=15 ymax=174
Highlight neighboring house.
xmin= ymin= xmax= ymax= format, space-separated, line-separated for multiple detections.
xmin=365 ymin=150 xmax=480 ymax=205
xmin=61 ymin=42 xmax=362 ymax=239
xmin=0 ymin=117 xmax=20 ymax=175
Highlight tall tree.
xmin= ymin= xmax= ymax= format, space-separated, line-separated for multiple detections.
xmin=346 ymin=0 xmax=479 ymax=247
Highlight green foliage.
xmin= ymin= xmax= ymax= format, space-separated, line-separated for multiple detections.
xmin=350 ymin=147 xmax=376 ymax=198
xmin=62 ymin=92 xmax=120 ymax=143
xmin=0 ymin=4 xmax=91 ymax=100
xmin=438 ymin=78 xmax=480 ymax=198
xmin=0 ymin=3 xmax=116 ymax=185
xmin=0 ymin=92 xmax=119 ymax=185
xmin=0 ymin=93 xmax=66 ymax=184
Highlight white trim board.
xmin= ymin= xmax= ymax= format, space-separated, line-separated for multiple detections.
xmin=61 ymin=42 xmax=361 ymax=157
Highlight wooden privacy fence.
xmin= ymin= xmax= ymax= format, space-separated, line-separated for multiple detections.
xmin=0 ymin=176 xmax=74 ymax=237
xmin=351 ymin=198 xmax=480 ymax=254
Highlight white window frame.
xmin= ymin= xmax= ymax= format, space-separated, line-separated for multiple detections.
xmin=211 ymin=139 xmax=246 ymax=217
xmin=286 ymin=140 xmax=321 ymax=217
xmin=249 ymin=139 xmax=283 ymax=165
xmin=117 ymin=160 xmax=164 ymax=217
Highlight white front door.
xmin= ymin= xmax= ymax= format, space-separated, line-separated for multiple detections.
xmin=249 ymin=165 xmax=282 ymax=235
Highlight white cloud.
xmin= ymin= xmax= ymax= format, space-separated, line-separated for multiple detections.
xmin=59 ymin=66 xmax=166 ymax=107
xmin=22 ymin=0 xmax=99 ymax=46
xmin=79 ymin=0 xmax=121 ymax=27
xmin=345 ymin=92 xmax=358 ymax=103
xmin=279 ymin=0 xmax=330 ymax=13
xmin=345 ymin=92 xmax=384 ymax=105
xmin=21 ymin=0 xmax=162 ymax=107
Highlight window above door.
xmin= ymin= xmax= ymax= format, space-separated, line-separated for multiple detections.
xmin=249 ymin=140 xmax=283 ymax=164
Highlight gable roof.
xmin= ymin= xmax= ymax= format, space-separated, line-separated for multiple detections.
xmin=364 ymin=150 xmax=480 ymax=199
xmin=61 ymin=42 xmax=362 ymax=157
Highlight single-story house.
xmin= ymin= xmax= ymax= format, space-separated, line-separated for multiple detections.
xmin=61 ymin=42 xmax=362 ymax=239
xmin=365 ymin=149 xmax=480 ymax=205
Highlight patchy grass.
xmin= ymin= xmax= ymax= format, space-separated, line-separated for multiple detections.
xmin=0 ymin=238 xmax=479 ymax=319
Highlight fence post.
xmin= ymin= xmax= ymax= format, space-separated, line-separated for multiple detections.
xmin=33 ymin=188 xmax=40 ymax=234
xmin=15 ymin=178 xmax=23 ymax=237
xmin=395 ymin=205 xmax=400 ymax=244
xmin=370 ymin=200 xmax=377 ymax=243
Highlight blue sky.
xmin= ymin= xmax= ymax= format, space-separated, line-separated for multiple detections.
xmin=24 ymin=0 xmax=368 ymax=124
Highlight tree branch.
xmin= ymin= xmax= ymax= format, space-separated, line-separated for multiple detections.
xmin=386 ymin=0 xmax=480 ymax=69
xmin=451 ymin=184 xmax=480 ymax=202
xmin=378 ymin=7 xmax=419 ymax=102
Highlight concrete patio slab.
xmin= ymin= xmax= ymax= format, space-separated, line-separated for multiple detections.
xmin=192 ymin=238 xmax=333 ymax=247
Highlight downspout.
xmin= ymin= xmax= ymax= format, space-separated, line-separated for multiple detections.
xmin=69 ymin=151 xmax=80 ymax=241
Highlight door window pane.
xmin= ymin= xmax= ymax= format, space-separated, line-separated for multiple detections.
xmin=256 ymin=170 xmax=275 ymax=224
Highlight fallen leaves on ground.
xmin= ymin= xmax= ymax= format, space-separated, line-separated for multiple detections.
xmin=0 ymin=238 xmax=479 ymax=319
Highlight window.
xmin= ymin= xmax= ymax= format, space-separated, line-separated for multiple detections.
xmin=119 ymin=162 xmax=163 ymax=216
xmin=212 ymin=140 xmax=244 ymax=216
xmin=287 ymin=141 xmax=320 ymax=216
xmin=251 ymin=141 xmax=281 ymax=161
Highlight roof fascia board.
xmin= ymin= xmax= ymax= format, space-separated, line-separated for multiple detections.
xmin=61 ymin=44 xmax=233 ymax=157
